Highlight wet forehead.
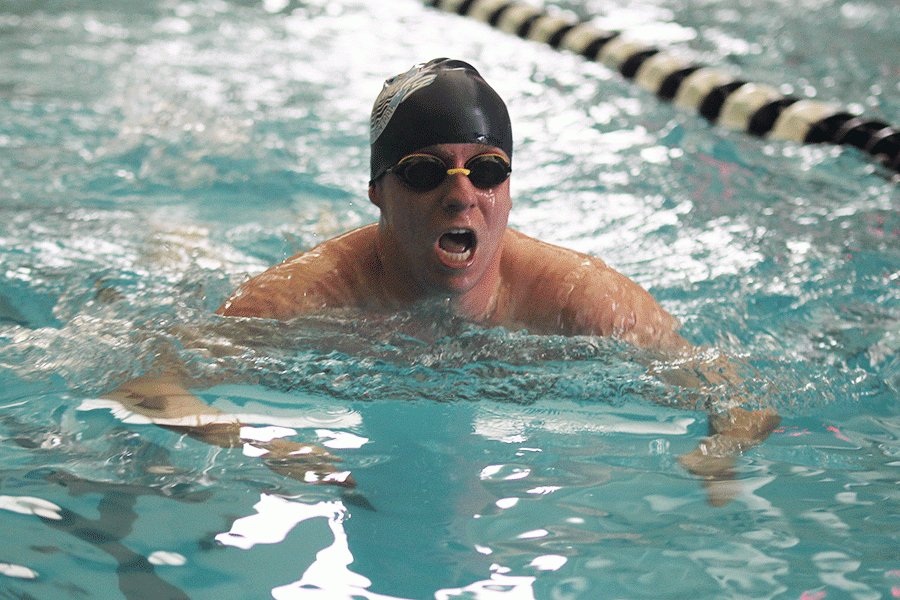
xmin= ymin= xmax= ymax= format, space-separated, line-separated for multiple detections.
xmin=406 ymin=143 xmax=510 ymax=163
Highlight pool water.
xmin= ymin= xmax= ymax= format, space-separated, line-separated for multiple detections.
xmin=1 ymin=0 xmax=900 ymax=598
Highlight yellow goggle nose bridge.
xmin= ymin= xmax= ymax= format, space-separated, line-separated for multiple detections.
xmin=446 ymin=167 xmax=471 ymax=176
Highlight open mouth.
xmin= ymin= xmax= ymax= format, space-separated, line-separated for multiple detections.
xmin=436 ymin=228 xmax=477 ymax=267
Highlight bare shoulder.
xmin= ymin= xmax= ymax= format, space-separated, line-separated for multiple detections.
xmin=216 ymin=224 xmax=380 ymax=319
xmin=500 ymin=229 xmax=687 ymax=350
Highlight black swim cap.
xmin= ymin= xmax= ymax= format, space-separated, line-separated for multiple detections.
xmin=370 ymin=58 xmax=513 ymax=182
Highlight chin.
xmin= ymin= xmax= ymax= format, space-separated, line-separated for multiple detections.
xmin=429 ymin=269 xmax=484 ymax=299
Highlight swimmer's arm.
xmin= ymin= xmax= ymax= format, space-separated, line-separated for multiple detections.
xmin=216 ymin=268 xmax=317 ymax=319
xmin=676 ymin=404 xmax=781 ymax=506
xmin=648 ymin=348 xmax=781 ymax=437
xmin=561 ymin=259 xmax=689 ymax=351
xmin=102 ymin=373 xmax=356 ymax=488
xmin=218 ymin=225 xmax=379 ymax=319
xmin=565 ymin=264 xmax=780 ymax=502
xmin=648 ymin=348 xmax=781 ymax=505
xmin=567 ymin=261 xmax=777 ymax=437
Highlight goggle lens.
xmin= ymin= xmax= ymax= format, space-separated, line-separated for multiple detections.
xmin=389 ymin=154 xmax=511 ymax=192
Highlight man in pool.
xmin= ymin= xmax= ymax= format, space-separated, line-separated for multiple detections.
xmin=217 ymin=58 xmax=684 ymax=351
xmin=109 ymin=58 xmax=779 ymax=504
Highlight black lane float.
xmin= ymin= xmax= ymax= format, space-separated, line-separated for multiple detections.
xmin=426 ymin=0 xmax=900 ymax=176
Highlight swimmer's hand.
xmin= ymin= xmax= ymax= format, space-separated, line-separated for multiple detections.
xmin=103 ymin=374 xmax=356 ymax=489
xmin=678 ymin=407 xmax=781 ymax=506
xmin=242 ymin=436 xmax=356 ymax=489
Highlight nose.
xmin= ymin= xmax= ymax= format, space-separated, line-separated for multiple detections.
xmin=440 ymin=171 xmax=477 ymax=213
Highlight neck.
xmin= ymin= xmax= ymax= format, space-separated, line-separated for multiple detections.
xmin=447 ymin=268 xmax=503 ymax=324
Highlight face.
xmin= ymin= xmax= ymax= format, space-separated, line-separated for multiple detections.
xmin=369 ymin=143 xmax=512 ymax=303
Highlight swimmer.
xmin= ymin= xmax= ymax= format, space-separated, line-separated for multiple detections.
xmin=218 ymin=59 xmax=685 ymax=350
xmin=107 ymin=59 xmax=779 ymax=505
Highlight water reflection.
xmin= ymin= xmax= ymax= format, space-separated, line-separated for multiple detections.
xmin=0 ymin=469 xmax=205 ymax=600
xmin=216 ymin=494 xmax=545 ymax=600
xmin=435 ymin=566 xmax=540 ymax=600
xmin=217 ymin=496 xmax=387 ymax=599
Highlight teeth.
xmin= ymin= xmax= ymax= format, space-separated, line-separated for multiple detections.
xmin=437 ymin=228 xmax=475 ymax=264
xmin=440 ymin=249 xmax=473 ymax=260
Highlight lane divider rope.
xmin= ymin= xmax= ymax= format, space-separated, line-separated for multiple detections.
xmin=426 ymin=0 xmax=900 ymax=176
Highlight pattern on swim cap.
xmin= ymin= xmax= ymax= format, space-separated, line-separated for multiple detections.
xmin=369 ymin=58 xmax=512 ymax=181
xmin=370 ymin=64 xmax=437 ymax=144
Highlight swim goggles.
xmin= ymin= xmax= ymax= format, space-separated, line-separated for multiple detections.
xmin=386 ymin=153 xmax=511 ymax=192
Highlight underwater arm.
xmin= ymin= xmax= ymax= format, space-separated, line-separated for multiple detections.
xmin=102 ymin=372 xmax=356 ymax=488
xmin=565 ymin=263 xmax=781 ymax=503
xmin=648 ymin=348 xmax=781 ymax=505
xmin=678 ymin=404 xmax=781 ymax=507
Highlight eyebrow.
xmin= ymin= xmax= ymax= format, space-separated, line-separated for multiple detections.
xmin=414 ymin=146 xmax=505 ymax=163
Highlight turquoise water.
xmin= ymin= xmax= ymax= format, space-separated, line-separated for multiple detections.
xmin=2 ymin=0 xmax=900 ymax=598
